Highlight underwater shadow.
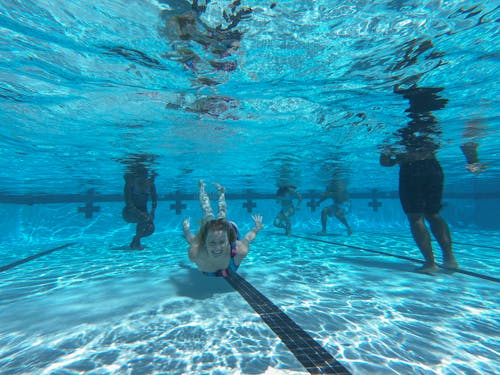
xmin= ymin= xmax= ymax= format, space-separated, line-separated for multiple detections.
xmin=334 ymin=254 xmax=417 ymax=273
xmin=169 ymin=264 xmax=235 ymax=300
xmin=110 ymin=245 xmax=136 ymax=251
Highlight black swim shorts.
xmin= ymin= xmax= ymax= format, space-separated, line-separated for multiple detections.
xmin=399 ymin=158 xmax=444 ymax=215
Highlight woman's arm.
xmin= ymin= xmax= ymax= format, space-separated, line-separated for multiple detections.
xmin=183 ymin=218 xmax=195 ymax=244
xmin=183 ymin=218 xmax=200 ymax=261
xmin=236 ymin=215 xmax=264 ymax=263
xmin=242 ymin=214 xmax=264 ymax=245
xmin=188 ymin=243 xmax=200 ymax=262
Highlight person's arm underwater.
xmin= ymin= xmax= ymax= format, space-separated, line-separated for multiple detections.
xmin=124 ymin=177 xmax=135 ymax=207
xmin=236 ymin=214 xmax=264 ymax=264
xmin=380 ymin=148 xmax=401 ymax=167
xmin=183 ymin=218 xmax=200 ymax=262
xmin=183 ymin=218 xmax=195 ymax=245
xmin=460 ymin=142 xmax=488 ymax=175
xmin=315 ymin=191 xmax=331 ymax=207
xmin=150 ymin=181 xmax=158 ymax=219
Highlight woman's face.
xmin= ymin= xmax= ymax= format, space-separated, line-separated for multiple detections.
xmin=205 ymin=230 xmax=229 ymax=258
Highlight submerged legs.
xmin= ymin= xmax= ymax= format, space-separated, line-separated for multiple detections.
xmin=199 ymin=180 xmax=227 ymax=221
xmin=199 ymin=180 xmax=214 ymax=220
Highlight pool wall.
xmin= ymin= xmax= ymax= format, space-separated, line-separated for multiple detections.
xmin=1 ymin=192 xmax=498 ymax=246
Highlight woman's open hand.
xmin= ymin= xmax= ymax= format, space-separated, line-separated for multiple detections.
xmin=183 ymin=217 xmax=190 ymax=231
xmin=252 ymin=214 xmax=264 ymax=231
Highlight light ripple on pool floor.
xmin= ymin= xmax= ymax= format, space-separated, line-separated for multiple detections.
xmin=0 ymin=230 xmax=498 ymax=374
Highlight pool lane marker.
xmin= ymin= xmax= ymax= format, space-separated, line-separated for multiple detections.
xmin=0 ymin=243 xmax=75 ymax=272
xmin=291 ymin=234 xmax=499 ymax=283
xmin=364 ymin=231 xmax=500 ymax=251
xmin=226 ymin=272 xmax=351 ymax=375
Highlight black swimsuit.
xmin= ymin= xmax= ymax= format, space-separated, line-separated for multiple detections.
xmin=399 ymin=158 xmax=443 ymax=214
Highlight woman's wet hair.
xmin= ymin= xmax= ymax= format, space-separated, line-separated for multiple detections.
xmin=198 ymin=218 xmax=237 ymax=244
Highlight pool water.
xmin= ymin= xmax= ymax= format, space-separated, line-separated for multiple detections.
xmin=1 ymin=0 xmax=499 ymax=374
xmin=0 ymin=205 xmax=498 ymax=374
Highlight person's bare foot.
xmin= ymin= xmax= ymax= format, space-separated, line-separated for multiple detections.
xmin=130 ymin=237 xmax=144 ymax=250
xmin=213 ymin=182 xmax=225 ymax=194
xmin=316 ymin=230 xmax=327 ymax=236
xmin=442 ymin=258 xmax=458 ymax=270
xmin=415 ymin=263 xmax=439 ymax=275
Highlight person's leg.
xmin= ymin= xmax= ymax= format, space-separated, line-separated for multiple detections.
xmin=407 ymin=212 xmax=438 ymax=273
xmin=131 ymin=219 xmax=155 ymax=250
xmin=274 ymin=212 xmax=286 ymax=229
xmin=283 ymin=206 xmax=294 ymax=235
xmin=123 ymin=207 xmax=144 ymax=249
xmin=317 ymin=208 xmax=328 ymax=235
xmin=334 ymin=208 xmax=352 ymax=235
xmin=137 ymin=220 xmax=155 ymax=238
xmin=423 ymin=159 xmax=458 ymax=269
xmin=284 ymin=216 xmax=291 ymax=235
xmin=213 ymin=183 xmax=227 ymax=219
xmin=399 ymin=162 xmax=437 ymax=272
xmin=122 ymin=206 xmax=140 ymax=223
xmin=199 ymin=180 xmax=214 ymax=220
xmin=425 ymin=213 xmax=458 ymax=268
xmin=130 ymin=233 xmax=143 ymax=249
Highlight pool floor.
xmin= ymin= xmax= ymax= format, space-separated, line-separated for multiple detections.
xmin=0 ymin=228 xmax=498 ymax=374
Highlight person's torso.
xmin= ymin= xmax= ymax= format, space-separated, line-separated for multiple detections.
xmin=129 ymin=182 xmax=150 ymax=207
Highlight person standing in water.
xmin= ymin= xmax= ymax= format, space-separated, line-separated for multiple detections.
xmin=273 ymin=185 xmax=302 ymax=235
xmin=122 ymin=166 xmax=158 ymax=250
xmin=380 ymin=85 xmax=458 ymax=274
xmin=316 ymin=179 xmax=353 ymax=236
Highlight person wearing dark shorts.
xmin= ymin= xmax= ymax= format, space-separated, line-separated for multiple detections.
xmin=399 ymin=158 xmax=443 ymax=215
xmin=380 ymin=152 xmax=458 ymax=274
xmin=380 ymin=84 xmax=461 ymax=274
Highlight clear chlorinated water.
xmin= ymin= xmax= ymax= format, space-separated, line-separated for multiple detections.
xmin=0 ymin=1 xmax=499 ymax=374
xmin=0 ymin=223 xmax=498 ymax=374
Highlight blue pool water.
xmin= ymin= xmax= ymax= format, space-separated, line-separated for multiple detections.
xmin=1 ymin=201 xmax=499 ymax=374
xmin=1 ymin=0 xmax=499 ymax=374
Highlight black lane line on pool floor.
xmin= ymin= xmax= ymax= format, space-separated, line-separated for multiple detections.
xmin=291 ymin=234 xmax=500 ymax=284
xmin=364 ymin=231 xmax=500 ymax=251
xmin=226 ymin=273 xmax=351 ymax=375
xmin=0 ymin=243 xmax=75 ymax=272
